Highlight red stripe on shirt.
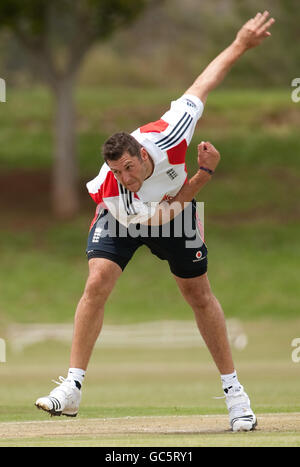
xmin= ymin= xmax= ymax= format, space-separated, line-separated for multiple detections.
xmin=140 ymin=119 xmax=169 ymax=133
xmin=166 ymin=139 xmax=187 ymax=164
xmin=102 ymin=171 xmax=119 ymax=198
xmin=89 ymin=171 xmax=119 ymax=205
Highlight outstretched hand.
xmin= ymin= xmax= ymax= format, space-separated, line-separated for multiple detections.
xmin=235 ymin=11 xmax=275 ymax=51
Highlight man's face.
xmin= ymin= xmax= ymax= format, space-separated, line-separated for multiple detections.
xmin=107 ymin=150 xmax=148 ymax=192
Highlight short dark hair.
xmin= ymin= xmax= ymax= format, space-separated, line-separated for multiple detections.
xmin=102 ymin=132 xmax=142 ymax=162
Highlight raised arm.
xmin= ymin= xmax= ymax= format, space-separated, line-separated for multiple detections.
xmin=185 ymin=11 xmax=275 ymax=104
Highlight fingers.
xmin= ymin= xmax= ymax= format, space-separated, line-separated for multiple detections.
xmin=257 ymin=17 xmax=275 ymax=35
xmin=263 ymin=31 xmax=272 ymax=38
xmin=198 ymin=141 xmax=216 ymax=152
xmin=198 ymin=141 xmax=210 ymax=151
xmin=197 ymin=141 xmax=220 ymax=172
xmin=252 ymin=11 xmax=275 ymax=35
xmin=253 ymin=12 xmax=262 ymax=22
xmin=253 ymin=11 xmax=269 ymax=28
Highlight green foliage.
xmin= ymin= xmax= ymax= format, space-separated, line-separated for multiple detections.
xmin=231 ymin=0 xmax=300 ymax=86
xmin=0 ymin=0 xmax=299 ymax=87
xmin=0 ymin=0 xmax=48 ymax=32
xmin=0 ymin=0 xmax=151 ymax=84
xmin=88 ymin=0 xmax=149 ymax=39
xmin=0 ymin=0 xmax=149 ymax=41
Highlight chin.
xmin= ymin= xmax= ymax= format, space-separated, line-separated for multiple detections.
xmin=127 ymin=184 xmax=140 ymax=192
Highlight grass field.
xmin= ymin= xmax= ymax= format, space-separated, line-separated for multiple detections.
xmin=1 ymin=218 xmax=299 ymax=325
xmin=0 ymin=86 xmax=299 ymax=446
xmin=0 ymin=319 xmax=300 ymax=446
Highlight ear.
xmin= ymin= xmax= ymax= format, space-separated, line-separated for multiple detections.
xmin=140 ymin=147 xmax=148 ymax=161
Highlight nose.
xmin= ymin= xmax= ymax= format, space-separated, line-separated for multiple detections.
xmin=120 ymin=173 xmax=133 ymax=187
xmin=121 ymin=173 xmax=129 ymax=184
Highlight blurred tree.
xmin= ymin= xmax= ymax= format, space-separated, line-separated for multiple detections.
xmin=231 ymin=0 xmax=300 ymax=86
xmin=0 ymin=0 xmax=151 ymax=218
xmin=77 ymin=0 xmax=298 ymax=89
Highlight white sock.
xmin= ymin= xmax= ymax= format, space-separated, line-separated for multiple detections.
xmin=67 ymin=368 xmax=85 ymax=389
xmin=220 ymin=370 xmax=241 ymax=393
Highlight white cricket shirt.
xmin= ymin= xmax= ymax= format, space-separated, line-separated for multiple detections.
xmin=87 ymin=94 xmax=204 ymax=227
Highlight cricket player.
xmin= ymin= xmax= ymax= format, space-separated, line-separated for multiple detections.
xmin=36 ymin=11 xmax=275 ymax=431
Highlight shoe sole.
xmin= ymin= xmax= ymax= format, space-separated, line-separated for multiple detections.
xmin=35 ymin=402 xmax=78 ymax=418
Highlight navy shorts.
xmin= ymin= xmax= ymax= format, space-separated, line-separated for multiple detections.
xmin=86 ymin=200 xmax=208 ymax=278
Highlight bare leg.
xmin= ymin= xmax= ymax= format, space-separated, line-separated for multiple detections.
xmin=69 ymin=258 xmax=122 ymax=370
xmin=174 ymin=272 xmax=234 ymax=374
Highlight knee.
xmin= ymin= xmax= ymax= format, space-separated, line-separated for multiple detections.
xmin=184 ymin=286 xmax=214 ymax=311
xmin=82 ymin=270 xmax=113 ymax=307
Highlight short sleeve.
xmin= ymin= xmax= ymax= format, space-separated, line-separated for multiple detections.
xmin=165 ymin=94 xmax=204 ymax=121
xmin=86 ymin=162 xmax=110 ymax=204
xmin=158 ymin=94 xmax=204 ymax=147
xmin=132 ymin=94 xmax=204 ymax=153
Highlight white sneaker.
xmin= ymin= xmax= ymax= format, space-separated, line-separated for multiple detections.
xmin=35 ymin=376 xmax=81 ymax=417
xmin=225 ymin=385 xmax=257 ymax=432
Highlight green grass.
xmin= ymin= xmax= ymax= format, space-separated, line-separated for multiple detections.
xmin=0 ymin=319 xmax=300 ymax=446
xmin=0 ymin=218 xmax=299 ymax=324
xmin=1 ymin=86 xmax=299 ymax=174
xmin=1 ymin=319 xmax=300 ymax=420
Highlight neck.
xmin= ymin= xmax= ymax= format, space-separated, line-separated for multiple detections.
xmin=144 ymin=155 xmax=154 ymax=180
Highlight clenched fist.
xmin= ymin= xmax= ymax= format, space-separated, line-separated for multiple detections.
xmin=197 ymin=141 xmax=220 ymax=174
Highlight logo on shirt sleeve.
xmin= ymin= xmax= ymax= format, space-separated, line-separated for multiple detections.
xmin=184 ymin=98 xmax=196 ymax=109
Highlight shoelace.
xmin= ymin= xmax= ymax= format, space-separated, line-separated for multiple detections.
xmin=52 ymin=376 xmax=67 ymax=386
xmin=213 ymin=387 xmax=245 ymax=401
xmin=213 ymin=390 xmax=240 ymax=400
xmin=50 ymin=376 xmax=74 ymax=398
